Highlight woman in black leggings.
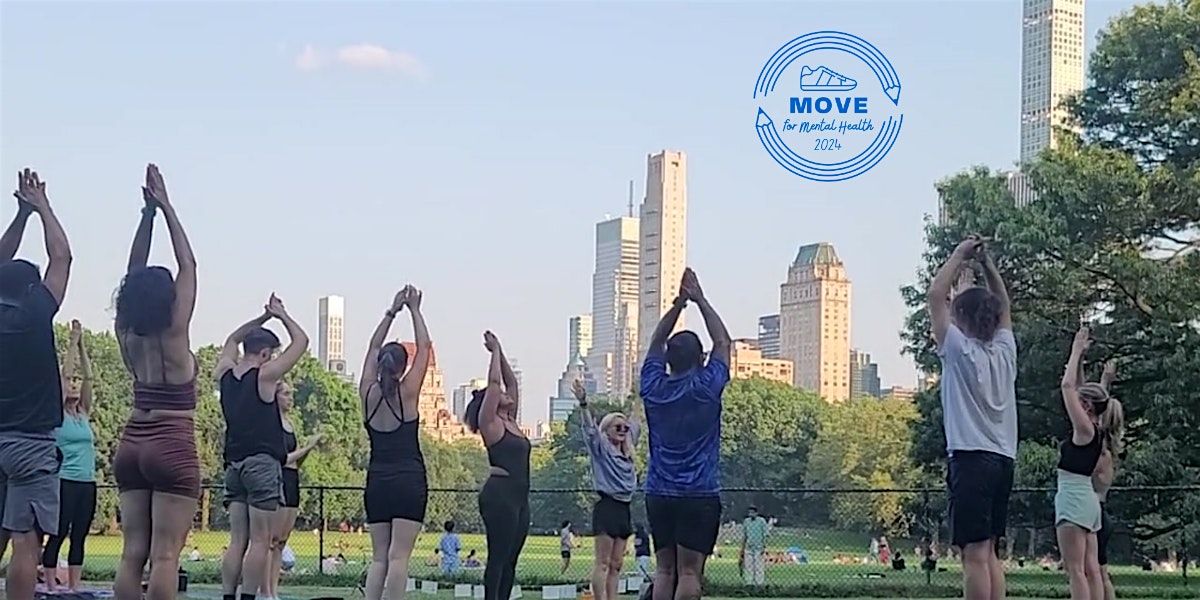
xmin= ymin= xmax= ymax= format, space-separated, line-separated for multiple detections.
xmin=42 ymin=320 xmax=97 ymax=592
xmin=465 ymin=331 xmax=529 ymax=600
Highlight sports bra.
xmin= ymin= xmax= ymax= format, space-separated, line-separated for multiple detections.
xmin=1058 ymin=429 xmax=1103 ymax=476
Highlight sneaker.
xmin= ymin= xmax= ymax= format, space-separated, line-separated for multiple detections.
xmin=799 ymin=65 xmax=858 ymax=92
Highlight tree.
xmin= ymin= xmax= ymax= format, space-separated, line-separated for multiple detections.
xmin=718 ymin=378 xmax=823 ymax=518
xmin=903 ymin=0 xmax=1200 ymax=552
xmin=807 ymin=397 xmax=921 ymax=535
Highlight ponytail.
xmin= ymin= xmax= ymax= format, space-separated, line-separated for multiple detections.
xmin=377 ymin=342 xmax=408 ymax=401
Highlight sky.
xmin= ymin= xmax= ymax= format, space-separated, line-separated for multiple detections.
xmin=0 ymin=0 xmax=1139 ymax=425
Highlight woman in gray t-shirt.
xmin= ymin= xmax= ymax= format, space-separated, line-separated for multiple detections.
xmin=574 ymin=379 xmax=640 ymax=600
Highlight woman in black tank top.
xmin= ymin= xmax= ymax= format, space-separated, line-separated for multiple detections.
xmin=264 ymin=382 xmax=322 ymax=600
xmin=465 ymin=331 xmax=530 ymax=600
xmin=359 ymin=286 xmax=431 ymax=600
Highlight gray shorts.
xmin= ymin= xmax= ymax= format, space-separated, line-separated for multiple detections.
xmin=224 ymin=453 xmax=283 ymax=511
xmin=0 ymin=432 xmax=60 ymax=534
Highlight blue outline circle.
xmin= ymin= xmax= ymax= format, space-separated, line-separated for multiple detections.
xmin=754 ymin=31 xmax=903 ymax=182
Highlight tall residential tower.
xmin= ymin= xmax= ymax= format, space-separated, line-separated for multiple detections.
xmin=588 ymin=216 xmax=640 ymax=396
xmin=318 ymin=295 xmax=347 ymax=376
xmin=638 ymin=150 xmax=687 ymax=362
xmin=779 ymin=243 xmax=852 ymax=402
xmin=1020 ymin=0 xmax=1085 ymax=164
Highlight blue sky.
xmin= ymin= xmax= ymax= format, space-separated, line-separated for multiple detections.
xmin=0 ymin=0 xmax=1137 ymax=424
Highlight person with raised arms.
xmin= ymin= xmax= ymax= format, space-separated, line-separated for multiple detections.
xmin=360 ymin=285 xmax=431 ymax=600
xmin=261 ymin=381 xmax=322 ymax=600
xmin=573 ymin=377 xmax=640 ymax=600
xmin=927 ymin=235 xmax=1017 ymax=600
xmin=41 ymin=320 xmax=98 ymax=592
xmin=0 ymin=168 xmax=72 ymax=600
xmin=214 ymin=296 xmax=309 ymax=600
xmin=640 ymin=268 xmax=731 ymax=600
xmin=111 ymin=164 xmax=199 ymax=600
xmin=465 ymin=331 xmax=529 ymax=600
xmin=1093 ymin=361 xmax=1123 ymax=600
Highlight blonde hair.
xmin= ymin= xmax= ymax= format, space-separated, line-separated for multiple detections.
xmin=1099 ymin=397 xmax=1125 ymax=456
xmin=598 ymin=412 xmax=633 ymax=458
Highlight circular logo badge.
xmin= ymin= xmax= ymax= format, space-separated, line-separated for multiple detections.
xmin=753 ymin=31 xmax=903 ymax=182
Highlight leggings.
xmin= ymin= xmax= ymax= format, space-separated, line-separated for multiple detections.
xmin=479 ymin=476 xmax=530 ymax=600
xmin=42 ymin=479 xmax=97 ymax=567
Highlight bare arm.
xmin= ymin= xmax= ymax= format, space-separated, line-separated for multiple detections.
xmin=0 ymin=203 xmax=32 ymax=263
xmin=359 ymin=309 xmax=397 ymax=398
xmin=696 ymin=297 xmax=732 ymax=366
xmin=126 ymin=204 xmax=156 ymax=273
xmin=61 ymin=330 xmax=80 ymax=390
xmin=648 ymin=299 xmax=686 ymax=354
xmin=261 ymin=310 xmax=310 ymax=384
xmin=979 ymin=250 xmax=1012 ymax=330
xmin=1061 ymin=328 xmax=1095 ymax=445
xmin=213 ymin=311 xmax=270 ymax=379
xmin=479 ymin=339 xmax=506 ymax=443
xmin=498 ymin=347 xmax=519 ymax=407
xmin=78 ymin=333 xmax=94 ymax=414
xmin=1100 ymin=361 xmax=1116 ymax=391
xmin=37 ymin=204 xmax=72 ymax=306
xmin=160 ymin=206 xmax=196 ymax=333
xmin=928 ymin=237 xmax=980 ymax=347
xmin=400 ymin=288 xmax=432 ymax=401
xmin=286 ymin=435 xmax=322 ymax=467
xmin=573 ymin=379 xmax=597 ymax=438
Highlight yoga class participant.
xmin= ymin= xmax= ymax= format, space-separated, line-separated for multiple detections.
xmin=1093 ymin=361 xmax=1123 ymax=600
xmin=262 ymin=381 xmax=322 ymax=600
xmin=41 ymin=320 xmax=98 ymax=592
xmin=0 ymin=168 xmax=72 ymax=600
xmin=465 ymin=331 xmax=529 ymax=600
xmin=640 ymin=268 xmax=731 ymax=600
xmin=111 ymin=164 xmax=199 ymax=600
xmin=360 ymin=286 xmax=431 ymax=600
xmin=928 ymin=235 xmax=1016 ymax=600
xmin=574 ymin=378 xmax=640 ymax=600
xmin=215 ymin=295 xmax=309 ymax=600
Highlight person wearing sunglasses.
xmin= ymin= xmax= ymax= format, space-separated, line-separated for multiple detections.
xmin=573 ymin=378 xmax=640 ymax=600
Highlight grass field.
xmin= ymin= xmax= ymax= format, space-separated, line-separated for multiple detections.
xmin=36 ymin=528 xmax=1196 ymax=599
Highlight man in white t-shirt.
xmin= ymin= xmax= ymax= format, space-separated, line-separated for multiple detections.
xmin=928 ymin=235 xmax=1017 ymax=600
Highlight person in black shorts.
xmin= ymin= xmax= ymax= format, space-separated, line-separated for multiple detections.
xmin=263 ymin=382 xmax=322 ymax=600
xmin=215 ymin=295 xmax=309 ymax=600
xmin=639 ymin=269 xmax=732 ymax=600
xmin=359 ymin=286 xmax=431 ymax=600
xmin=928 ymin=237 xmax=1017 ymax=600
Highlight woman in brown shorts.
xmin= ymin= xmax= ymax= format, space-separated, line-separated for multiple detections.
xmin=111 ymin=164 xmax=200 ymax=600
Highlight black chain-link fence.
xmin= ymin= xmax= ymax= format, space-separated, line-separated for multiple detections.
xmin=38 ymin=485 xmax=1200 ymax=597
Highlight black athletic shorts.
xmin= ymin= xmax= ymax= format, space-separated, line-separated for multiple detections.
xmin=592 ymin=493 xmax=633 ymax=539
xmin=948 ymin=450 xmax=1014 ymax=548
xmin=282 ymin=468 xmax=300 ymax=508
xmin=645 ymin=494 xmax=721 ymax=555
xmin=561 ymin=550 xmax=571 ymax=559
xmin=364 ymin=469 xmax=428 ymax=524
xmin=1098 ymin=503 xmax=1111 ymax=566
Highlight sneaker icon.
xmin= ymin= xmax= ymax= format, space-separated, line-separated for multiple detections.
xmin=799 ymin=66 xmax=857 ymax=92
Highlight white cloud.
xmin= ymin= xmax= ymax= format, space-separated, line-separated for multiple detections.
xmin=294 ymin=44 xmax=327 ymax=71
xmin=293 ymin=43 xmax=425 ymax=79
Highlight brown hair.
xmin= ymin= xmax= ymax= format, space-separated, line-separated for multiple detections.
xmin=951 ymin=287 xmax=1003 ymax=342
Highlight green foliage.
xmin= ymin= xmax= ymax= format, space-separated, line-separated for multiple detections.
xmin=903 ymin=0 xmax=1200 ymax=553
xmin=807 ymin=397 xmax=921 ymax=535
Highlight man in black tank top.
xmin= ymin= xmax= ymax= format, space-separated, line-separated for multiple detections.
xmin=213 ymin=295 xmax=309 ymax=600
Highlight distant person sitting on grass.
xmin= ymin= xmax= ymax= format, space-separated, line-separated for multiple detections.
xmin=189 ymin=547 xmax=202 ymax=562
xmin=465 ymin=550 xmax=482 ymax=569
xmin=440 ymin=520 xmax=462 ymax=575
xmin=892 ymin=550 xmax=907 ymax=571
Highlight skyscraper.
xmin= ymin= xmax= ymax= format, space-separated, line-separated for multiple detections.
xmin=568 ymin=315 xmax=593 ymax=362
xmin=452 ymin=377 xmax=488 ymax=420
xmin=638 ymin=150 xmax=687 ymax=361
xmin=1020 ymin=0 xmax=1085 ymax=164
xmin=779 ymin=243 xmax=852 ymax=402
xmin=549 ymin=354 xmax=596 ymax=423
xmin=588 ymin=216 xmax=640 ymax=395
xmin=509 ymin=358 xmax=524 ymax=424
xmin=758 ymin=314 xmax=781 ymax=359
xmin=730 ymin=339 xmax=793 ymax=385
xmin=850 ymin=349 xmax=882 ymax=399
xmin=318 ymin=295 xmax=347 ymax=376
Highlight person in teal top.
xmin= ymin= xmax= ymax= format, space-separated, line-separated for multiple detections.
xmin=41 ymin=320 xmax=97 ymax=592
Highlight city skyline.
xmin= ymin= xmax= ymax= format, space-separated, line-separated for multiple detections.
xmin=0 ymin=1 xmax=1135 ymax=425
